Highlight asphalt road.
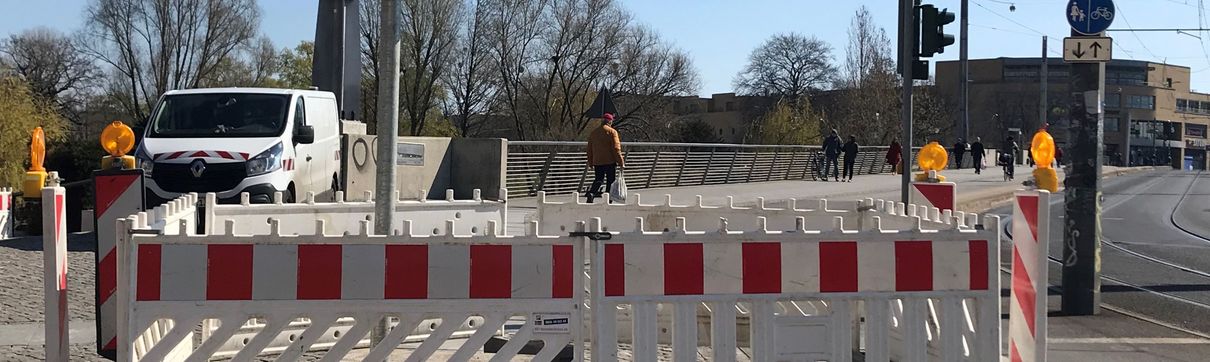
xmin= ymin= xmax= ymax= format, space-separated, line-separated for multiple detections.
xmin=996 ymin=169 xmax=1210 ymax=334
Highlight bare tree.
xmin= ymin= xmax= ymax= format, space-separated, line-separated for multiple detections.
xmin=0 ymin=28 xmax=99 ymax=120
xmin=823 ymin=7 xmax=901 ymax=145
xmin=484 ymin=0 xmax=551 ymax=140
xmin=734 ymin=33 xmax=837 ymax=100
xmin=841 ymin=6 xmax=894 ymax=89
xmin=81 ymin=0 xmax=260 ymax=122
xmin=442 ymin=0 xmax=497 ymax=137
xmin=202 ymin=36 xmax=281 ymax=88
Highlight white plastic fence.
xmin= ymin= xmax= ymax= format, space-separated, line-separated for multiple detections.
xmin=117 ymin=217 xmax=582 ymax=362
xmin=587 ymin=215 xmax=1001 ymax=361
xmin=204 ymin=188 xmax=506 ymax=236
xmin=0 ymin=187 xmax=13 ymax=239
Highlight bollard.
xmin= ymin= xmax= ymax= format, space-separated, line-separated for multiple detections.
xmin=43 ymin=173 xmax=67 ymax=361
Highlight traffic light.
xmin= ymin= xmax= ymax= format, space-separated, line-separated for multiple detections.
xmin=919 ymin=4 xmax=956 ymax=58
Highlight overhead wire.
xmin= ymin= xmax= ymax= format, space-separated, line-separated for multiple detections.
xmin=970 ymin=0 xmax=1065 ymax=57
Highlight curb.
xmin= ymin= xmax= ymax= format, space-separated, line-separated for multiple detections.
xmin=958 ymin=166 xmax=1159 ymax=213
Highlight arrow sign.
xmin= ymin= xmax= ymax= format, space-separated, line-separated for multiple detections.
xmin=1064 ymin=37 xmax=1112 ymax=63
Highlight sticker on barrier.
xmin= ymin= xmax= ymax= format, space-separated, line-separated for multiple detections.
xmin=587 ymin=214 xmax=1001 ymax=362
xmin=116 ymin=218 xmax=582 ymax=362
xmin=1009 ymin=190 xmax=1050 ymax=362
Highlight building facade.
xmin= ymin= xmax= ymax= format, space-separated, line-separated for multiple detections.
xmin=936 ymin=57 xmax=1210 ymax=170
xmin=668 ymin=93 xmax=774 ymax=144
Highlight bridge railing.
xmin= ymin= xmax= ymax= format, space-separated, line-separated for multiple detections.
xmin=507 ymin=141 xmax=918 ymax=199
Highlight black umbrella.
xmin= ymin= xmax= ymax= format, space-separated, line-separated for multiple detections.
xmin=583 ymin=86 xmax=617 ymax=119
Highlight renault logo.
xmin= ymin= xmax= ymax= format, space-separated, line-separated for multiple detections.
xmin=190 ymin=159 xmax=206 ymax=178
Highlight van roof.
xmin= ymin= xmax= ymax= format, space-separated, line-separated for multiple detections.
xmin=163 ymin=87 xmax=336 ymax=98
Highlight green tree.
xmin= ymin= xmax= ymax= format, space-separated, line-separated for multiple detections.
xmin=0 ymin=77 xmax=65 ymax=188
xmin=752 ymin=98 xmax=822 ymax=145
xmin=278 ymin=41 xmax=315 ymax=89
xmin=674 ymin=119 xmax=722 ymax=144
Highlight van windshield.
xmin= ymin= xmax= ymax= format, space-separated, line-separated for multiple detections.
xmin=147 ymin=93 xmax=290 ymax=138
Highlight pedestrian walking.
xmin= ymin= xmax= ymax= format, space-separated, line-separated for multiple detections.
xmin=952 ymin=139 xmax=967 ymax=169
xmin=887 ymin=140 xmax=903 ymax=174
xmin=842 ymin=135 xmax=859 ymax=182
xmin=585 ymin=113 xmax=624 ymax=203
xmin=1056 ymin=147 xmax=1064 ymax=167
xmin=822 ymin=129 xmax=843 ymax=181
xmin=970 ymin=137 xmax=985 ymax=174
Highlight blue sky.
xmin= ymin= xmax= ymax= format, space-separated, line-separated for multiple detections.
xmin=4 ymin=0 xmax=1209 ymax=96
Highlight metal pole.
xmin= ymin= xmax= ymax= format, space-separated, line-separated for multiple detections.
xmin=373 ymin=0 xmax=401 ymax=341
xmin=1041 ymin=36 xmax=1048 ymax=129
xmin=959 ymin=0 xmax=969 ymax=141
xmin=1061 ymin=29 xmax=1104 ymax=316
xmin=899 ymin=0 xmax=915 ymax=204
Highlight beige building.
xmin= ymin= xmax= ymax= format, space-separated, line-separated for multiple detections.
xmin=936 ymin=57 xmax=1210 ymax=170
xmin=668 ymin=93 xmax=774 ymax=143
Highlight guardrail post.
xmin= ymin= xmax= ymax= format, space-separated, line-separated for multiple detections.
xmin=703 ymin=148 xmax=716 ymax=185
xmin=674 ymin=147 xmax=689 ymax=187
xmin=746 ymin=149 xmax=757 ymax=182
xmin=725 ymin=150 xmax=738 ymax=184
xmin=535 ymin=150 xmax=556 ymax=195
xmin=646 ymin=150 xmax=661 ymax=188
xmin=799 ymin=150 xmax=810 ymax=180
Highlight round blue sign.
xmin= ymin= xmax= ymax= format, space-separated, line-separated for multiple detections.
xmin=1067 ymin=0 xmax=1115 ymax=35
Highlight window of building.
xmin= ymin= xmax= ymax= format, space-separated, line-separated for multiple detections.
xmin=1126 ymin=95 xmax=1155 ymax=110
xmin=1104 ymin=93 xmax=1121 ymax=109
xmin=1178 ymin=99 xmax=1190 ymax=113
xmin=1104 ymin=117 xmax=1120 ymax=132
xmin=1188 ymin=124 xmax=1208 ymax=139
xmin=1106 ymin=66 xmax=1147 ymax=86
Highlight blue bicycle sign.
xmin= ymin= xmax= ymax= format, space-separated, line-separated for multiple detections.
xmin=1068 ymin=0 xmax=1115 ymax=35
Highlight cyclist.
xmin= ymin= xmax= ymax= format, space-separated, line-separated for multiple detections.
xmin=999 ymin=136 xmax=1020 ymax=181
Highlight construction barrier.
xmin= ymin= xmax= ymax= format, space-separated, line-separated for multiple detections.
xmin=0 ymin=187 xmax=12 ymax=239
xmin=92 ymin=169 xmax=147 ymax=357
xmin=587 ymin=215 xmax=1001 ymax=361
xmin=204 ymin=188 xmax=506 ymax=236
xmin=42 ymin=181 xmax=68 ymax=361
xmin=116 ymin=218 xmax=582 ymax=362
xmin=1009 ymin=190 xmax=1051 ymax=362
xmin=908 ymin=181 xmax=957 ymax=213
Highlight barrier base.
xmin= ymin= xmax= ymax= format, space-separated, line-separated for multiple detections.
xmin=484 ymin=336 xmax=573 ymax=360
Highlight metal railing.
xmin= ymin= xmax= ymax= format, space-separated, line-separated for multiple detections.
xmin=507 ymin=141 xmax=919 ymax=199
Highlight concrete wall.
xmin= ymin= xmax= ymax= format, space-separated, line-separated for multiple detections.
xmin=343 ymin=135 xmax=506 ymax=201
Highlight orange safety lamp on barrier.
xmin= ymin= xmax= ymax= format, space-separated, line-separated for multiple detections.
xmin=1031 ymin=127 xmax=1058 ymax=192
xmin=915 ymin=141 xmax=948 ymax=182
xmin=23 ymin=127 xmax=47 ymax=198
xmin=100 ymin=121 xmax=136 ymax=170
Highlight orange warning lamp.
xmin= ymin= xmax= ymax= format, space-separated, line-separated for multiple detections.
xmin=100 ymin=121 xmax=137 ymax=169
xmin=915 ymin=141 xmax=948 ymax=182
xmin=23 ymin=127 xmax=47 ymax=198
xmin=1031 ymin=127 xmax=1059 ymax=192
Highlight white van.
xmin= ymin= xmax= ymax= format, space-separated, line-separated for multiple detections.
xmin=136 ymin=88 xmax=341 ymax=204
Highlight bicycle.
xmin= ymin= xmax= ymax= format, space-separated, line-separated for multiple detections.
xmin=1091 ymin=6 xmax=1113 ymax=20
xmin=998 ymin=152 xmax=1014 ymax=181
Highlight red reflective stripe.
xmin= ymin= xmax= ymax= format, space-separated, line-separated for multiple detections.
xmin=206 ymin=244 xmax=253 ymax=300
xmin=94 ymin=174 xmax=140 ymax=218
xmin=1010 ymin=342 xmax=1023 ymax=362
xmin=103 ymin=337 xmax=116 ymax=351
xmin=1018 ymin=195 xmax=1040 ymax=242
xmin=216 ymin=151 xmax=234 ymax=160
xmin=819 ymin=242 xmax=858 ymax=292
xmin=895 ymin=241 xmax=933 ymax=291
xmin=166 ymin=151 xmax=186 ymax=160
xmin=1012 ymin=248 xmax=1037 ymax=336
xmin=663 ymin=243 xmax=703 ymax=295
xmin=552 ymin=245 xmax=573 ymax=298
xmin=469 ymin=245 xmax=511 ymax=298
xmin=98 ymin=251 xmax=117 ymax=305
xmin=384 ymin=245 xmax=428 ymax=299
xmin=969 ymin=240 xmax=989 ymax=290
xmin=239 ymin=152 xmax=250 ymax=160
xmin=604 ymin=244 xmax=625 ymax=296
xmin=189 ymin=151 xmax=209 ymax=158
xmin=742 ymin=242 xmax=781 ymax=294
xmin=297 ymin=245 xmax=342 ymax=299
xmin=136 ymin=244 xmax=162 ymax=301
xmin=153 ymin=153 xmax=164 ymax=161
xmin=915 ymin=183 xmax=955 ymax=210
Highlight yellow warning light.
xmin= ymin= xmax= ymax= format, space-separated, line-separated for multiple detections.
xmin=23 ymin=127 xmax=48 ymax=197
xmin=1031 ymin=128 xmax=1055 ymax=169
xmin=917 ymin=141 xmax=949 ymax=172
xmin=100 ymin=121 xmax=135 ymax=158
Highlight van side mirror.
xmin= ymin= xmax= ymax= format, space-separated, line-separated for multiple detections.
xmin=295 ymin=125 xmax=315 ymax=144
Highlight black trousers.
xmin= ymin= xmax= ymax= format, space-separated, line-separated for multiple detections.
xmin=955 ymin=152 xmax=965 ymax=169
xmin=587 ymin=164 xmax=617 ymax=199
xmin=825 ymin=156 xmax=840 ymax=179
xmin=843 ymin=158 xmax=856 ymax=179
xmin=972 ymin=155 xmax=983 ymax=173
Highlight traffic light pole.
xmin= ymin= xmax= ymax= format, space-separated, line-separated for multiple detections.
xmin=1061 ymin=29 xmax=1104 ymax=316
xmin=899 ymin=0 xmax=916 ymax=204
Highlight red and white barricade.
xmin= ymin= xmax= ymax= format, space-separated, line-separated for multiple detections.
xmin=42 ymin=178 xmax=68 ymax=361
xmin=588 ymin=215 xmax=1001 ymax=361
xmin=908 ymin=180 xmax=957 ymax=213
xmin=116 ymin=218 xmax=582 ymax=361
xmin=92 ymin=169 xmax=148 ymax=357
xmin=1009 ymin=190 xmax=1050 ymax=362
xmin=0 ymin=187 xmax=13 ymax=239
xmin=205 ymin=188 xmax=506 ymax=236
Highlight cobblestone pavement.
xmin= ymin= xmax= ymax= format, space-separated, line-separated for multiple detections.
xmin=0 ymin=233 xmax=97 ymax=325
xmin=0 ymin=344 xmax=112 ymax=361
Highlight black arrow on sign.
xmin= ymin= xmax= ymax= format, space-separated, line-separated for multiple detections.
xmin=1072 ymin=42 xmax=1086 ymax=58
xmin=1090 ymin=41 xmax=1103 ymax=58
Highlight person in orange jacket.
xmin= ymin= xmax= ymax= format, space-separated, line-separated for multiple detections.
xmin=586 ymin=113 xmax=625 ymax=203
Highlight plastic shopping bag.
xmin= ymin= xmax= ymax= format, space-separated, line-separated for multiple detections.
xmin=610 ymin=171 xmax=627 ymax=202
